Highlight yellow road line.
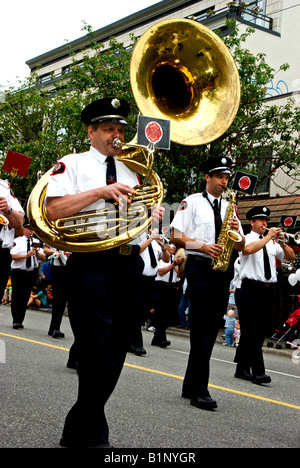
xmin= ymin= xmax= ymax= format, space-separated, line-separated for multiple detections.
xmin=125 ymin=362 xmax=300 ymax=410
xmin=0 ymin=332 xmax=69 ymax=351
xmin=2 ymin=332 xmax=300 ymax=411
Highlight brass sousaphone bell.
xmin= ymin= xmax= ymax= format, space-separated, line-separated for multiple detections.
xmin=27 ymin=19 xmax=240 ymax=252
xmin=130 ymin=18 xmax=240 ymax=145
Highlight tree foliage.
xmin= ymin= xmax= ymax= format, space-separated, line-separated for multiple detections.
xmin=0 ymin=20 xmax=299 ymax=206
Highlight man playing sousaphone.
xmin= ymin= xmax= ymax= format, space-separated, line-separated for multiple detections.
xmin=45 ymin=97 xmax=164 ymax=448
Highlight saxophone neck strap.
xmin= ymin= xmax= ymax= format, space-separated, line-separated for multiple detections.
xmin=202 ymin=190 xmax=222 ymax=212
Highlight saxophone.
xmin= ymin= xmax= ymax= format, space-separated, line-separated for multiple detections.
xmin=212 ymin=189 xmax=242 ymax=272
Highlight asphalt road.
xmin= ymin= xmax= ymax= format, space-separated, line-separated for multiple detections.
xmin=0 ymin=306 xmax=299 ymax=450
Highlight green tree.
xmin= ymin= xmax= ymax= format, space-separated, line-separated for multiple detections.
xmin=0 ymin=20 xmax=299 ymax=206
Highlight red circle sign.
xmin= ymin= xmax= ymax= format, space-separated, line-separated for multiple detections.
xmin=238 ymin=176 xmax=251 ymax=190
xmin=145 ymin=122 xmax=163 ymax=143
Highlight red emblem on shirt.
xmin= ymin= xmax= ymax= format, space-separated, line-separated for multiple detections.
xmin=50 ymin=162 xmax=66 ymax=176
xmin=178 ymin=200 xmax=188 ymax=211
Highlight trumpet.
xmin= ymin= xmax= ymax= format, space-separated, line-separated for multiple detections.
xmin=281 ymin=262 xmax=294 ymax=271
xmin=150 ymin=229 xmax=170 ymax=246
xmin=263 ymin=227 xmax=300 ymax=244
xmin=284 ymin=232 xmax=300 ymax=244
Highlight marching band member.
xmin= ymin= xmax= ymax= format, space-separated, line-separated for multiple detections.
xmin=45 ymin=97 xmax=164 ymax=448
xmin=170 ymin=156 xmax=244 ymax=410
xmin=129 ymin=228 xmax=169 ymax=356
xmin=151 ymin=243 xmax=183 ymax=348
xmin=10 ymin=223 xmax=45 ymax=329
xmin=0 ymin=179 xmax=24 ymax=302
xmin=234 ymin=206 xmax=295 ymax=384
xmin=44 ymin=245 xmax=70 ymax=339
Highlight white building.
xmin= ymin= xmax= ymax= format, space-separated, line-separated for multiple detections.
xmin=25 ymin=0 xmax=300 ymax=199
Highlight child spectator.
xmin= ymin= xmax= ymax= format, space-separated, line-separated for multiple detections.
xmin=223 ymin=309 xmax=238 ymax=347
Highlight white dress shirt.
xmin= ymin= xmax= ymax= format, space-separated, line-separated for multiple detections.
xmin=0 ymin=180 xmax=24 ymax=249
xmin=155 ymin=256 xmax=178 ymax=284
xmin=139 ymin=233 xmax=162 ymax=276
xmin=11 ymin=236 xmax=42 ymax=271
xmin=170 ymin=192 xmax=231 ymax=258
xmin=45 ymin=146 xmax=143 ymax=244
xmin=240 ymin=231 xmax=284 ymax=283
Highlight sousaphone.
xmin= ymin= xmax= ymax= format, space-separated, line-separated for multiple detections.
xmin=27 ymin=19 xmax=240 ymax=252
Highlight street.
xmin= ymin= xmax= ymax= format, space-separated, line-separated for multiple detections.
xmin=0 ymin=306 xmax=299 ymax=449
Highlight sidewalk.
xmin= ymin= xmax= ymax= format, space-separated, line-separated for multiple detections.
xmin=166 ymin=326 xmax=294 ymax=357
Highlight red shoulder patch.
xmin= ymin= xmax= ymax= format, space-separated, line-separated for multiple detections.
xmin=50 ymin=162 xmax=66 ymax=176
xmin=178 ymin=200 xmax=188 ymax=211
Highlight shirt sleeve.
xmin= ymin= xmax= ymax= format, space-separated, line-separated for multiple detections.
xmin=170 ymin=198 xmax=192 ymax=234
xmin=10 ymin=238 xmax=23 ymax=255
xmin=46 ymin=155 xmax=77 ymax=199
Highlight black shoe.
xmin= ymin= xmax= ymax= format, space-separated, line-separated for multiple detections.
xmin=66 ymin=361 xmax=78 ymax=370
xmin=13 ymin=323 xmax=24 ymax=329
xmin=190 ymin=395 xmax=217 ymax=410
xmin=90 ymin=442 xmax=114 ymax=448
xmin=127 ymin=345 xmax=136 ymax=353
xmin=252 ymin=374 xmax=271 ymax=384
xmin=59 ymin=438 xmax=88 ymax=448
xmin=134 ymin=347 xmax=147 ymax=356
xmin=234 ymin=371 xmax=254 ymax=381
xmin=52 ymin=330 xmax=65 ymax=339
xmin=151 ymin=339 xmax=171 ymax=348
xmin=159 ymin=340 xmax=171 ymax=348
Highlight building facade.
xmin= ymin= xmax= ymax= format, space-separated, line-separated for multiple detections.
xmin=26 ymin=0 xmax=300 ymax=199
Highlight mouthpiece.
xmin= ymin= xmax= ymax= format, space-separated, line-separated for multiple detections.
xmin=112 ymin=138 xmax=123 ymax=149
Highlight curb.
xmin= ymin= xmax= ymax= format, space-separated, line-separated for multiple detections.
xmin=166 ymin=327 xmax=294 ymax=358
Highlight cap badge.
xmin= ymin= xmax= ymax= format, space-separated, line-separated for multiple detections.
xmin=221 ymin=158 xmax=227 ymax=165
xmin=111 ymin=98 xmax=121 ymax=109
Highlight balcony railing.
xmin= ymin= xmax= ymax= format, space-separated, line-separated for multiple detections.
xmin=192 ymin=4 xmax=274 ymax=31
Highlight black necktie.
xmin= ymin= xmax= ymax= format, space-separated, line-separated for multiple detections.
xmin=169 ymin=255 xmax=174 ymax=283
xmin=148 ymin=242 xmax=157 ymax=268
xmin=213 ymin=199 xmax=222 ymax=243
xmin=105 ymin=156 xmax=117 ymax=206
xmin=106 ymin=156 xmax=117 ymax=185
xmin=26 ymin=238 xmax=32 ymax=269
xmin=259 ymin=235 xmax=271 ymax=280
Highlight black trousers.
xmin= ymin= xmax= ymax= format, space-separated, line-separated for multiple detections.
xmin=11 ymin=268 xmax=38 ymax=325
xmin=131 ymin=275 xmax=156 ymax=349
xmin=48 ymin=265 xmax=68 ymax=333
xmin=61 ymin=248 xmax=143 ymax=447
xmin=235 ymin=278 xmax=274 ymax=376
xmin=152 ymin=281 xmax=179 ymax=343
xmin=0 ymin=248 xmax=11 ymax=301
xmin=182 ymin=256 xmax=232 ymax=398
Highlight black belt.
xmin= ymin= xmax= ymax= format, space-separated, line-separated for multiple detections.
xmin=156 ymin=281 xmax=176 ymax=287
xmin=11 ymin=268 xmax=37 ymax=274
xmin=242 ymin=278 xmax=274 ymax=289
xmin=187 ymin=255 xmax=212 ymax=265
xmin=72 ymin=244 xmax=140 ymax=260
